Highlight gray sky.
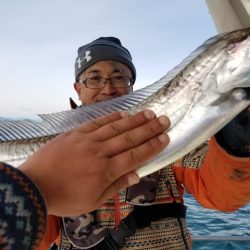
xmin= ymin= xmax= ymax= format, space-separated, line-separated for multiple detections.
xmin=0 ymin=0 xmax=216 ymax=117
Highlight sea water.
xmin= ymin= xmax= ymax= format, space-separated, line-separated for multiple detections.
xmin=185 ymin=193 xmax=250 ymax=249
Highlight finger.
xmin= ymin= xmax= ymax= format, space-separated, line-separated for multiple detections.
xmin=77 ymin=112 xmax=123 ymax=133
xmin=104 ymin=115 xmax=170 ymax=156
xmin=96 ymin=172 xmax=140 ymax=206
xmin=107 ymin=132 xmax=169 ymax=180
xmin=93 ymin=110 xmax=157 ymax=141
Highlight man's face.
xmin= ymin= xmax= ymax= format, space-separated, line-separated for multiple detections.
xmin=74 ymin=60 xmax=133 ymax=105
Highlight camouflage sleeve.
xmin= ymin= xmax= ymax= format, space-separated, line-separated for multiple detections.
xmin=0 ymin=162 xmax=47 ymax=250
xmin=215 ymin=106 xmax=250 ymax=157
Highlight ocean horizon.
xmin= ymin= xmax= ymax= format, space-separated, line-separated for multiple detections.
xmin=185 ymin=193 xmax=250 ymax=249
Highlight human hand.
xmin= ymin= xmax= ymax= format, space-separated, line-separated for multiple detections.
xmin=19 ymin=110 xmax=170 ymax=216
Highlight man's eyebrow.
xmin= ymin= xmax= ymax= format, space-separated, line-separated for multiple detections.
xmin=113 ymin=69 xmax=122 ymax=73
xmin=87 ymin=69 xmax=100 ymax=74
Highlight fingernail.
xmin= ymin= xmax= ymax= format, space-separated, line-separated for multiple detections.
xmin=144 ymin=110 xmax=155 ymax=120
xmin=158 ymin=133 xmax=169 ymax=143
xmin=158 ymin=116 xmax=170 ymax=126
xmin=127 ymin=173 xmax=140 ymax=186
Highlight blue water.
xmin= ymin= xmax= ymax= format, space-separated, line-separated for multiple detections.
xmin=185 ymin=193 xmax=250 ymax=249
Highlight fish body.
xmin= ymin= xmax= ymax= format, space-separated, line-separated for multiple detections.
xmin=1 ymin=28 xmax=250 ymax=177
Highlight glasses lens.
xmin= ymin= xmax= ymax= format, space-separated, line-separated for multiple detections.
xmin=86 ymin=76 xmax=104 ymax=89
xmin=112 ymin=76 xmax=131 ymax=87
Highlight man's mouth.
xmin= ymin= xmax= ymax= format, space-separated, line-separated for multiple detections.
xmin=96 ymin=96 xmax=117 ymax=102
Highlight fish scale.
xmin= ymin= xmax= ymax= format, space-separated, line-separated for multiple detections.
xmin=1 ymin=28 xmax=250 ymax=177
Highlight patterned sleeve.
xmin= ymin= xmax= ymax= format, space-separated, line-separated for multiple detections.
xmin=0 ymin=162 xmax=47 ymax=250
xmin=173 ymin=139 xmax=250 ymax=211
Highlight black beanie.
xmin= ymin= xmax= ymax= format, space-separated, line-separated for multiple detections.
xmin=74 ymin=37 xmax=136 ymax=82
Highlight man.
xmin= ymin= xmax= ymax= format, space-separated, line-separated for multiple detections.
xmin=40 ymin=37 xmax=250 ymax=250
xmin=0 ymin=110 xmax=170 ymax=250
xmin=73 ymin=37 xmax=135 ymax=105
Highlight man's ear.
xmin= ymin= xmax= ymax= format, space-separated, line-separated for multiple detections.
xmin=74 ymin=82 xmax=81 ymax=96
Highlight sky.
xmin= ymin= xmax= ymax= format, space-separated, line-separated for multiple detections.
xmin=0 ymin=0 xmax=217 ymax=118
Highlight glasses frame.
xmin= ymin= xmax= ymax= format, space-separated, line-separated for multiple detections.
xmin=78 ymin=76 xmax=134 ymax=89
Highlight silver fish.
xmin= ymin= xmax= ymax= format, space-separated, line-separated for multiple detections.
xmin=1 ymin=28 xmax=250 ymax=178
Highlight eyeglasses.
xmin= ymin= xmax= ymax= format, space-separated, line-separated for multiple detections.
xmin=78 ymin=76 xmax=134 ymax=89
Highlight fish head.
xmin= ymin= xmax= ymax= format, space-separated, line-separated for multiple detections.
xmin=212 ymin=28 xmax=250 ymax=94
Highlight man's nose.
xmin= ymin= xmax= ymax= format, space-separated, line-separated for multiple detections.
xmin=101 ymin=81 xmax=116 ymax=95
